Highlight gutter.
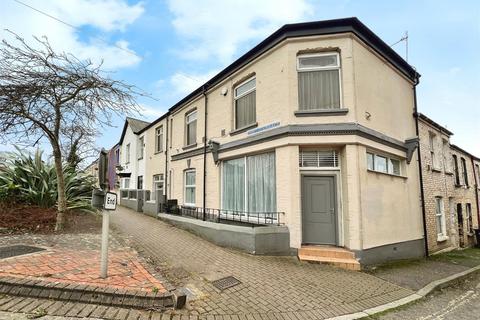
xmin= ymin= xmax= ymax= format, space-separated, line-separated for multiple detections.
xmin=202 ymin=85 xmax=209 ymax=221
xmin=413 ymin=77 xmax=429 ymax=257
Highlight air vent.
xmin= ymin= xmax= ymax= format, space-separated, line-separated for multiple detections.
xmin=299 ymin=150 xmax=339 ymax=168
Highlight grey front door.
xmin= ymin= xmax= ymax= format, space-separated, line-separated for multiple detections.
xmin=302 ymin=176 xmax=337 ymax=245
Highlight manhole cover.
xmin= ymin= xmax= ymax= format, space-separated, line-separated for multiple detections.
xmin=0 ymin=245 xmax=45 ymax=259
xmin=211 ymin=276 xmax=241 ymax=291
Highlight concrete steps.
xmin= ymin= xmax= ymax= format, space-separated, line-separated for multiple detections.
xmin=298 ymin=245 xmax=361 ymax=271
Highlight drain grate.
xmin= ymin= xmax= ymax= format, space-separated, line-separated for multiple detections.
xmin=211 ymin=276 xmax=241 ymax=291
xmin=0 ymin=245 xmax=45 ymax=259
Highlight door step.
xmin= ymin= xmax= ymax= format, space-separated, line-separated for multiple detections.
xmin=298 ymin=246 xmax=360 ymax=271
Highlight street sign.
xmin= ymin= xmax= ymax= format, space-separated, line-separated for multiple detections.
xmin=104 ymin=192 xmax=117 ymax=211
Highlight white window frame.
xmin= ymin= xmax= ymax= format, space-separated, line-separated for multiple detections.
xmin=138 ymin=136 xmax=144 ymax=160
xmin=126 ymin=143 xmax=130 ymax=163
xmin=296 ymin=52 xmax=342 ymax=110
xmin=185 ymin=110 xmax=197 ymax=146
xmin=234 ymin=76 xmax=256 ymax=129
xmin=184 ymin=169 xmax=196 ymax=207
xmin=466 ymin=203 xmax=473 ymax=234
xmin=435 ymin=197 xmax=447 ymax=240
xmin=429 ymin=132 xmax=440 ymax=170
xmin=123 ymin=178 xmax=130 ymax=190
xmin=155 ymin=126 xmax=163 ymax=153
xmin=442 ymin=139 xmax=452 ymax=173
xmin=366 ymin=151 xmax=402 ymax=176
xmin=151 ymin=174 xmax=164 ymax=201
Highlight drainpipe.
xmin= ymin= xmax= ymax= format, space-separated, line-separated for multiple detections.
xmin=164 ymin=115 xmax=169 ymax=208
xmin=202 ymin=84 xmax=208 ymax=221
xmin=413 ymin=76 xmax=429 ymax=257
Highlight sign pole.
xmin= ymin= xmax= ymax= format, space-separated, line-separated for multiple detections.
xmin=100 ymin=209 xmax=110 ymax=279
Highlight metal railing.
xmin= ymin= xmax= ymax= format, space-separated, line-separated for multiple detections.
xmin=167 ymin=205 xmax=284 ymax=226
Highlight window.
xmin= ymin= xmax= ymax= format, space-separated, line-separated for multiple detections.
xmin=123 ymin=178 xmax=130 ymax=189
xmin=126 ymin=143 xmax=131 ymax=163
xmin=297 ymin=52 xmax=341 ymax=111
xmin=435 ymin=197 xmax=446 ymax=238
xmin=367 ymin=152 xmax=402 ymax=176
xmin=184 ymin=170 xmax=196 ymax=206
xmin=299 ymin=150 xmax=339 ymax=168
xmin=443 ymin=140 xmax=452 ymax=172
xmin=429 ymin=132 xmax=440 ymax=170
xmin=234 ymin=77 xmax=256 ymax=129
xmin=461 ymin=157 xmax=469 ymax=187
xmin=152 ymin=174 xmax=164 ymax=200
xmin=466 ymin=203 xmax=473 ymax=233
xmin=137 ymin=176 xmax=143 ymax=190
xmin=155 ymin=126 xmax=163 ymax=153
xmin=115 ymin=148 xmax=120 ymax=163
xmin=453 ymin=155 xmax=460 ymax=185
xmin=222 ymin=153 xmax=276 ymax=213
xmin=476 ymin=164 xmax=480 ymax=186
xmin=185 ymin=110 xmax=197 ymax=146
xmin=138 ymin=136 xmax=144 ymax=160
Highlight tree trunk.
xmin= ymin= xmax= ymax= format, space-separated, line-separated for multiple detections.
xmin=53 ymin=146 xmax=67 ymax=231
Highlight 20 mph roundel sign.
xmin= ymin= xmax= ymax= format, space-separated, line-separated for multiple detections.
xmin=104 ymin=192 xmax=117 ymax=211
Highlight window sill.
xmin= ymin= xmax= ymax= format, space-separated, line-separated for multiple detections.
xmin=294 ymin=108 xmax=349 ymax=117
xmin=230 ymin=122 xmax=258 ymax=136
xmin=445 ymin=171 xmax=454 ymax=175
xmin=367 ymin=169 xmax=407 ymax=179
xmin=183 ymin=203 xmax=196 ymax=208
xmin=431 ymin=167 xmax=442 ymax=173
xmin=154 ymin=150 xmax=164 ymax=155
xmin=437 ymin=235 xmax=449 ymax=242
xmin=138 ymin=157 xmax=144 ymax=160
xmin=182 ymin=143 xmax=197 ymax=151
xmin=467 ymin=232 xmax=474 ymax=237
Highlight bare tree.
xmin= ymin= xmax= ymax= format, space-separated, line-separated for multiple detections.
xmin=0 ymin=32 xmax=140 ymax=230
xmin=61 ymin=115 xmax=98 ymax=170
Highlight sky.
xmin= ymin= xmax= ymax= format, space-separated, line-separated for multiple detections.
xmin=0 ymin=0 xmax=479 ymax=157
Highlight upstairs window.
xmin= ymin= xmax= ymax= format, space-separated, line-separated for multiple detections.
xmin=453 ymin=155 xmax=460 ymax=185
xmin=137 ymin=176 xmax=143 ymax=190
xmin=234 ymin=77 xmax=256 ymax=129
xmin=115 ymin=148 xmax=120 ymax=163
xmin=461 ymin=157 xmax=469 ymax=187
xmin=297 ymin=52 xmax=341 ymax=111
xmin=138 ymin=136 xmax=144 ymax=160
xmin=155 ymin=126 xmax=163 ymax=153
xmin=443 ymin=139 xmax=452 ymax=172
xmin=476 ymin=164 xmax=480 ymax=186
xmin=466 ymin=203 xmax=473 ymax=233
xmin=185 ymin=110 xmax=197 ymax=146
xmin=126 ymin=143 xmax=130 ymax=163
xmin=429 ymin=132 xmax=440 ymax=170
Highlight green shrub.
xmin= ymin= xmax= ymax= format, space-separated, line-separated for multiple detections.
xmin=0 ymin=148 xmax=96 ymax=211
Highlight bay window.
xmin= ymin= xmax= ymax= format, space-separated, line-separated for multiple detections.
xmin=222 ymin=152 xmax=276 ymax=213
xmin=234 ymin=77 xmax=256 ymax=129
xmin=367 ymin=152 xmax=401 ymax=176
xmin=297 ymin=52 xmax=341 ymax=111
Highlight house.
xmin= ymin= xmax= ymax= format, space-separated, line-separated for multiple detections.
xmin=117 ymin=17 xmax=427 ymax=268
xmin=417 ymin=113 xmax=480 ymax=254
xmin=117 ymin=117 xmax=150 ymax=211
xmin=106 ymin=144 xmax=121 ymax=192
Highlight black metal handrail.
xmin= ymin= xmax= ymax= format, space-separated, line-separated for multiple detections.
xmin=167 ymin=205 xmax=284 ymax=226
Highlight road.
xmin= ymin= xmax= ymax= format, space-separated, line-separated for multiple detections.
xmin=377 ymin=272 xmax=480 ymax=320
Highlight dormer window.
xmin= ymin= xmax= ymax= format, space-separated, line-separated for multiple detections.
xmin=297 ymin=52 xmax=341 ymax=111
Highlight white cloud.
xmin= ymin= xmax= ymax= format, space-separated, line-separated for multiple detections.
xmin=0 ymin=0 xmax=144 ymax=69
xmin=139 ymin=104 xmax=167 ymax=120
xmin=169 ymin=70 xmax=219 ymax=96
xmin=167 ymin=0 xmax=312 ymax=64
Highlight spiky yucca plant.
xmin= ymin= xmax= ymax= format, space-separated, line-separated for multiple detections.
xmin=0 ymin=148 xmax=95 ymax=211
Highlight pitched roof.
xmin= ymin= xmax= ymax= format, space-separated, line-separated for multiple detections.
xmin=139 ymin=17 xmax=420 ymax=134
xmin=118 ymin=117 xmax=150 ymax=145
xmin=417 ymin=113 xmax=453 ymax=136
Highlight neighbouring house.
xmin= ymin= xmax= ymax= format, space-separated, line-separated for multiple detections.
xmin=117 ymin=117 xmax=150 ymax=211
xmin=116 ymin=17 xmax=428 ymax=268
xmin=106 ymin=143 xmax=120 ymax=192
xmin=84 ymin=159 xmax=99 ymax=187
xmin=417 ymin=113 xmax=480 ymax=254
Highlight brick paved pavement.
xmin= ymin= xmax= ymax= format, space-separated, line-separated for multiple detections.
xmin=110 ymin=206 xmax=415 ymax=319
